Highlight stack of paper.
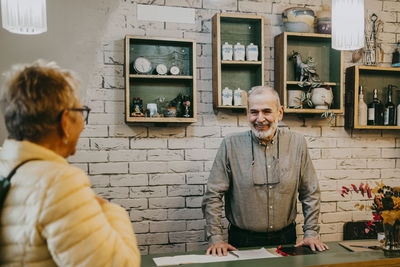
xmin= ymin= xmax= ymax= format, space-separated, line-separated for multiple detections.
xmin=153 ymin=248 xmax=278 ymax=266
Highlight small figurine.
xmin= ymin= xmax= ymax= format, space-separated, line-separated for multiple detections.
xmin=183 ymin=95 xmax=191 ymax=118
xmin=131 ymin=97 xmax=144 ymax=117
xmin=291 ymin=51 xmax=320 ymax=83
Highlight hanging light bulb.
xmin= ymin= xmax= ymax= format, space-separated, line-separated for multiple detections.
xmin=1 ymin=0 xmax=47 ymax=35
xmin=332 ymin=0 xmax=364 ymax=50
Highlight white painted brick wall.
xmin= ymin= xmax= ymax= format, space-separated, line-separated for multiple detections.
xmin=71 ymin=0 xmax=400 ymax=255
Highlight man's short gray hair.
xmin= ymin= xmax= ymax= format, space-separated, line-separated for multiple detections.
xmin=248 ymin=86 xmax=281 ymax=108
xmin=0 ymin=60 xmax=79 ymax=141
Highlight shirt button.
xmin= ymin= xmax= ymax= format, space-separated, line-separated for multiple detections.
xmin=270 ymin=206 xmax=273 ymax=209
xmin=269 ymin=186 xmax=273 ymax=189
xmin=267 ymin=165 xmax=270 ymax=168
xmin=270 ymin=226 xmax=273 ymax=229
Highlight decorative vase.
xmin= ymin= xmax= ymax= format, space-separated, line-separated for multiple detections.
xmin=287 ymin=89 xmax=303 ymax=108
xmin=383 ymin=221 xmax=400 ymax=257
xmin=316 ymin=6 xmax=331 ymax=34
xmin=282 ymin=7 xmax=315 ymax=33
xmin=311 ymin=86 xmax=333 ymax=109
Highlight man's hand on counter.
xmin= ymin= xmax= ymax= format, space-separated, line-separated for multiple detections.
xmin=206 ymin=242 xmax=238 ymax=256
xmin=295 ymin=237 xmax=329 ymax=252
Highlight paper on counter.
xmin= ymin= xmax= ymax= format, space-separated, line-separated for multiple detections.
xmin=153 ymin=248 xmax=278 ymax=266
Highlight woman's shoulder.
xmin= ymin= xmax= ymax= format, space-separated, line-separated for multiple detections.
xmin=25 ymin=160 xmax=89 ymax=188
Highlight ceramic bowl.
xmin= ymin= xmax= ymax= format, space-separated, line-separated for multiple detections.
xmin=282 ymin=7 xmax=315 ymax=33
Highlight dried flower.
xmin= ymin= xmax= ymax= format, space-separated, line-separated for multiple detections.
xmin=340 ymin=182 xmax=400 ymax=226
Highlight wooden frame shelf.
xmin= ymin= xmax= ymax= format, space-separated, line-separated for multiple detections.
xmin=124 ymin=35 xmax=197 ymax=123
xmin=221 ymin=60 xmax=262 ymax=65
xmin=212 ymin=13 xmax=265 ymax=110
xmin=129 ymin=74 xmax=194 ymax=79
xmin=274 ymin=32 xmax=344 ymax=115
xmin=345 ymin=65 xmax=400 ymax=130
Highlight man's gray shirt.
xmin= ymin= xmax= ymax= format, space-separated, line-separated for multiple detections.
xmin=202 ymin=127 xmax=320 ymax=245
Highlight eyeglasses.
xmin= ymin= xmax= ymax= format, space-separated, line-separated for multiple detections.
xmin=68 ymin=105 xmax=91 ymax=124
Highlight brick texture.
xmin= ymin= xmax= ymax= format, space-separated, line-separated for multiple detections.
xmin=68 ymin=0 xmax=400 ymax=255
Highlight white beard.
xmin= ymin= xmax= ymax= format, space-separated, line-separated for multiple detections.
xmin=249 ymin=118 xmax=278 ymax=141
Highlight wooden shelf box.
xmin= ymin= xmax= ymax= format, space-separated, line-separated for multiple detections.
xmin=274 ymin=32 xmax=344 ymax=114
xmin=345 ymin=66 xmax=400 ymax=130
xmin=124 ymin=35 xmax=197 ymax=123
xmin=212 ymin=13 xmax=265 ymax=110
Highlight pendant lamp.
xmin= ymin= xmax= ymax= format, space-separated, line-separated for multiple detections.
xmin=332 ymin=0 xmax=364 ymax=50
xmin=1 ymin=0 xmax=47 ymax=34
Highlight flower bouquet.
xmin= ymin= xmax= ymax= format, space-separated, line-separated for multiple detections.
xmin=340 ymin=182 xmax=400 ymax=257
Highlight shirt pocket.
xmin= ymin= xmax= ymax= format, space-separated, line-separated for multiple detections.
xmin=279 ymin=166 xmax=296 ymax=194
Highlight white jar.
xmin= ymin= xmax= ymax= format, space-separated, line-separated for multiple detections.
xmin=222 ymin=87 xmax=233 ymax=106
xmin=222 ymin=42 xmax=233 ymax=61
xmin=246 ymin=43 xmax=258 ymax=61
xmin=233 ymin=43 xmax=245 ymax=61
xmin=234 ymin=88 xmax=243 ymax=106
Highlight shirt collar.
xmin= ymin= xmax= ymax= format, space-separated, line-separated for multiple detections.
xmin=250 ymin=128 xmax=279 ymax=146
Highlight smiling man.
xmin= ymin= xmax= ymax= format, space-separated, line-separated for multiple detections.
xmin=202 ymin=86 xmax=328 ymax=256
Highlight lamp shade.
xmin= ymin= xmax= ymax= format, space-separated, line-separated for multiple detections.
xmin=1 ymin=0 xmax=47 ymax=34
xmin=332 ymin=0 xmax=364 ymax=50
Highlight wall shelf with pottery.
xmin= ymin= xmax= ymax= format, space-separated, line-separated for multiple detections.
xmin=212 ymin=13 xmax=265 ymax=110
xmin=345 ymin=66 xmax=400 ymax=130
xmin=274 ymin=32 xmax=344 ymax=114
xmin=125 ymin=35 xmax=197 ymax=123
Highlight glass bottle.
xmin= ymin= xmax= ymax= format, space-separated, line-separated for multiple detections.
xmin=384 ymin=85 xmax=396 ymax=126
xmin=368 ymin=89 xmax=384 ymax=125
xmin=392 ymin=42 xmax=400 ymax=68
xmin=358 ymin=86 xmax=367 ymax=126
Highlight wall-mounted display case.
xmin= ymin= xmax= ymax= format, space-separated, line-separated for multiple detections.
xmin=345 ymin=66 xmax=400 ymax=130
xmin=212 ymin=13 xmax=264 ymax=110
xmin=125 ymin=35 xmax=197 ymax=123
xmin=274 ymin=32 xmax=344 ymax=115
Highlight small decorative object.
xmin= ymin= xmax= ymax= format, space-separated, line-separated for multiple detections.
xmin=316 ymin=6 xmax=331 ymax=34
xmin=147 ymin=103 xmax=157 ymax=117
xmin=133 ymin=57 xmax=152 ymax=74
xmin=364 ymin=13 xmax=383 ymax=66
xmin=222 ymin=42 xmax=233 ymax=61
xmin=287 ymin=89 xmax=303 ymax=108
xmin=246 ymin=43 xmax=258 ymax=61
xmin=131 ymin=97 xmax=144 ymax=117
xmin=282 ymin=7 xmax=315 ymax=33
xmin=155 ymin=64 xmax=168 ymax=75
xmin=222 ymin=87 xmax=233 ymax=106
xmin=165 ymin=107 xmax=177 ymax=117
xmin=233 ymin=43 xmax=245 ymax=61
xmin=291 ymin=51 xmax=320 ymax=82
xmin=233 ymin=88 xmax=243 ymax=106
xmin=340 ymin=182 xmax=400 ymax=257
xmin=311 ymin=86 xmax=333 ymax=109
xmin=392 ymin=42 xmax=400 ymax=68
xmin=156 ymin=97 xmax=168 ymax=117
xmin=170 ymin=65 xmax=180 ymax=75
xmin=170 ymin=93 xmax=184 ymax=117
xmin=183 ymin=95 xmax=191 ymax=118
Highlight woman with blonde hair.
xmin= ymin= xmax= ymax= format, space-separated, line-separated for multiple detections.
xmin=0 ymin=61 xmax=140 ymax=266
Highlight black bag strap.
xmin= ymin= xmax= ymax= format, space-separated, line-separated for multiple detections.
xmin=0 ymin=159 xmax=39 ymax=213
xmin=5 ymin=158 xmax=39 ymax=182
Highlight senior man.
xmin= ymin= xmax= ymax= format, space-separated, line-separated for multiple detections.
xmin=202 ymin=86 xmax=328 ymax=256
